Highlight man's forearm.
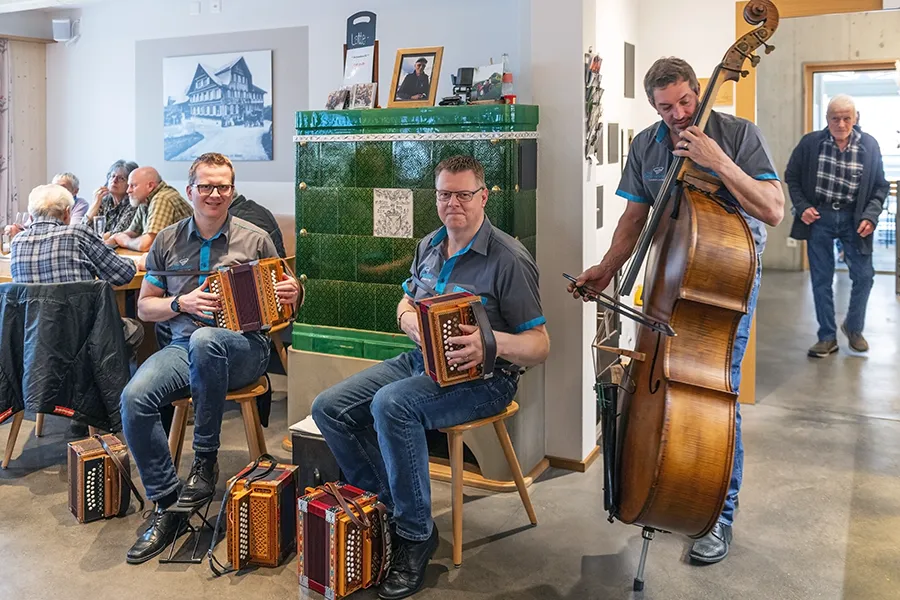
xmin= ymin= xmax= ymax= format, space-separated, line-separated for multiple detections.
xmin=715 ymin=158 xmax=784 ymax=227
xmin=122 ymin=233 xmax=154 ymax=252
xmin=137 ymin=296 xmax=178 ymax=322
xmin=495 ymin=326 xmax=549 ymax=368
xmin=602 ymin=212 xmax=646 ymax=272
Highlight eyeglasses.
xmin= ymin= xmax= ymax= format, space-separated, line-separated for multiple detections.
xmin=193 ymin=184 xmax=235 ymax=197
xmin=436 ymin=187 xmax=484 ymax=203
xmin=108 ymin=175 xmax=126 ymax=183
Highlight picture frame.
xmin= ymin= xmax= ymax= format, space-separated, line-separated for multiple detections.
xmin=326 ymin=88 xmax=350 ymax=110
xmin=350 ymin=82 xmax=377 ymax=109
xmin=388 ymin=46 xmax=443 ymax=108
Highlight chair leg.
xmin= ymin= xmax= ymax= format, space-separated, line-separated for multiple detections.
xmin=3 ymin=412 xmax=25 ymax=469
xmin=448 ymin=430 xmax=464 ymax=567
xmin=168 ymin=404 xmax=189 ymax=473
xmin=239 ymin=399 xmax=263 ymax=461
xmin=493 ymin=420 xmax=537 ymax=525
xmin=35 ymin=413 xmax=44 ymax=438
xmin=254 ymin=406 xmax=268 ymax=456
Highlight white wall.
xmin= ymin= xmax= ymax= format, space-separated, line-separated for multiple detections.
xmin=0 ymin=11 xmax=51 ymax=39
xmin=45 ymin=0 xmax=528 ymax=214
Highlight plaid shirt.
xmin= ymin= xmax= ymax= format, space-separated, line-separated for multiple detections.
xmin=815 ymin=129 xmax=864 ymax=207
xmin=82 ymin=194 xmax=138 ymax=235
xmin=10 ymin=216 xmax=136 ymax=286
xmin=126 ymin=181 xmax=193 ymax=236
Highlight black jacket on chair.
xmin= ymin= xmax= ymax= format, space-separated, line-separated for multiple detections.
xmin=0 ymin=280 xmax=129 ymax=431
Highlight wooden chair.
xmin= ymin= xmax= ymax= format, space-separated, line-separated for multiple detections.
xmin=439 ymin=400 xmax=537 ymax=567
xmin=3 ymin=412 xmax=98 ymax=469
xmin=168 ymin=376 xmax=269 ymax=473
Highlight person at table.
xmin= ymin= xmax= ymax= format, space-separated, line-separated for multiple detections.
xmin=51 ymin=172 xmax=90 ymax=223
xmin=83 ymin=159 xmax=140 ymax=235
xmin=106 ymin=166 xmax=192 ymax=253
xmin=120 ymin=152 xmax=301 ymax=564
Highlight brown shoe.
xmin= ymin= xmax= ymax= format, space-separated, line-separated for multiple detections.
xmin=841 ymin=323 xmax=869 ymax=352
xmin=808 ymin=339 xmax=838 ymax=358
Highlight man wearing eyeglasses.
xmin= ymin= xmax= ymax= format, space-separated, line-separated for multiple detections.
xmin=312 ymin=155 xmax=549 ymax=600
xmin=120 ymin=152 xmax=301 ymax=564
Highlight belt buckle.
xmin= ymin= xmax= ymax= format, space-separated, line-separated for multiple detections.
xmin=831 ymin=202 xmax=841 ymax=211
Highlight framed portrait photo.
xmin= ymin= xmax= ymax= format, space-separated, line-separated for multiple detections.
xmin=388 ymin=46 xmax=443 ymax=108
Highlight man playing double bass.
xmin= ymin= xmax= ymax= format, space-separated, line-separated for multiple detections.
xmin=569 ymin=57 xmax=785 ymax=564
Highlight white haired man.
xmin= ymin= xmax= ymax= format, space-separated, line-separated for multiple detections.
xmin=51 ymin=172 xmax=90 ymax=223
xmin=785 ymin=94 xmax=889 ymax=357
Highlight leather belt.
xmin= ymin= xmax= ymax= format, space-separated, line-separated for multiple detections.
xmin=830 ymin=201 xmax=854 ymax=211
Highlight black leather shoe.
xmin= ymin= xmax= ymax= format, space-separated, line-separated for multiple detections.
xmin=378 ymin=523 xmax=439 ymax=600
xmin=177 ymin=456 xmax=219 ymax=507
xmin=126 ymin=505 xmax=187 ymax=564
xmin=689 ymin=522 xmax=732 ymax=564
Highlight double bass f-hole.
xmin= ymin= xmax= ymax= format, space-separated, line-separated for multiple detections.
xmin=647 ymin=333 xmax=662 ymax=394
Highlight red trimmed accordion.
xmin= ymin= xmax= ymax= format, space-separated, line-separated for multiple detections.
xmin=207 ymin=258 xmax=298 ymax=333
xmin=298 ymin=482 xmax=391 ymax=599
xmin=415 ymin=291 xmax=497 ymax=387
xmin=225 ymin=460 xmax=298 ymax=569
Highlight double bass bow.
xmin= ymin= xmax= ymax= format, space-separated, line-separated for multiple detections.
xmin=577 ymin=0 xmax=780 ymax=591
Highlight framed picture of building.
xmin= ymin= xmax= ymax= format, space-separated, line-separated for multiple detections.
xmin=163 ymin=50 xmax=273 ymax=161
xmin=388 ymin=46 xmax=443 ymax=108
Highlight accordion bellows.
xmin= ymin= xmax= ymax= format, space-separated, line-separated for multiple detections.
xmin=225 ymin=461 xmax=298 ymax=569
xmin=298 ymin=482 xmax=391 ymax=599
xmin=67 ymin=434 xmax=129 ymax=523
xmin=207 ymin=258 xmax=295 ymax=333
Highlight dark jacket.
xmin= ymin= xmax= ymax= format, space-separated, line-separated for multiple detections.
xmin=0 ymin=280 xmax=129 ymax=431
xmin=785 ymin=128 xmax=889 ymax=255
xmin=229 ymin=194 xmax=286 ymax=258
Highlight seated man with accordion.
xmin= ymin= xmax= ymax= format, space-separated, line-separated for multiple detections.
xmin=312 ymin=155 xmax=550 ymax=600
xmin=120 ymin=152 xmax=301 ymax=564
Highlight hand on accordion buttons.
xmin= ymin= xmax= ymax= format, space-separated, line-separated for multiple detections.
xmin=446 ymin=324 xmax=483 ymax=371
xmin=179 ymin=280 xmax=221 ymax=314
xmin=274 ymin=273 xmax=300 ymax=307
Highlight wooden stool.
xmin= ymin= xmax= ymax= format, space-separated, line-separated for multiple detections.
xmin=439 ymin=400 xmax=537 ymax=567
xmin=168 ymin=376 xmax=269 ymax=473
xmin=3 ymin=413 xmax=99 ymax=469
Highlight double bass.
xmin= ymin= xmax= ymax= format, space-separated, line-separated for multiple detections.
xmin=572 ymin=0 xmax=780 ymax=591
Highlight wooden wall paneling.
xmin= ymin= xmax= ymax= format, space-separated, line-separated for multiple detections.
xmin=10 ymin=40 xmax=47 ymax=212
xmin=777 ymin=0 xmax=882 ymax=19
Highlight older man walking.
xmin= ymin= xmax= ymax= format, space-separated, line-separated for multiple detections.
xmin=786 ymin=94 xmax=890 ymax=357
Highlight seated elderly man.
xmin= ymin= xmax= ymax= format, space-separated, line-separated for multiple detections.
xmin=83 ymin=159 xmax=140 ymax=235
xmin=10 ymin=184 xmax=144 ymax=435
xmin=312 ymin=155 xmax=550 ymax=600
xmin=120 ymin=152 xmax=301 ymax=564
xmin=51 ymin=172 xmax=90 ymax=223
xmin=107 ymin=166 xmax=192 ymax=253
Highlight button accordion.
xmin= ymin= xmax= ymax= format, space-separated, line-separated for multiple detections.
xmin=298 ymin=482 xmax=391 ymax=599
xmin=415 ymin=290 xmax=497 ymax=387
xmin=67 ymin=434 xmax=143 ymax=523
xmin=206 ymin=257 xmax=299 ymax=333
xmin=225 ymin=459 xmax=298 ymax=570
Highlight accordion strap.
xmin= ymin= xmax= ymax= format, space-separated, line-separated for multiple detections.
xmin=321 ymin=481 xmax=371 ymax=530
xmin=470 ymin=300 xmax=497 ymax=377
xmin=94 ymin=434 xmax=145 ymax=515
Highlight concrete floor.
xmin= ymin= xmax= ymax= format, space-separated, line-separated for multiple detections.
xmin=1 ymin=271 xmax=898 ymax=600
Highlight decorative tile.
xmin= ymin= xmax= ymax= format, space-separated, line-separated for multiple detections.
xmin=373 ymin=189 xmax=414 ymax=238
xmin=338 ymin=188 xmax=374 ymax=236
xmin=355 ymin=142 xmax=393 ymax=188
xmin=296 ymin=234 xmax=321 ymax=280
xmin=319 ymin=142 xmax=356 ymax=187
xmin=413 ymin=189 xmax=443 ymax=238
xmin=513 ymin=189 xmax=537 ymax=239
xmin=302 ymin=188 xmax=339 ymax=235
xmin=357 ymin=236 xmax=394 ymax=284
xmin=374 ymin=283 xmax=406 ymax=333
xmin=485 ymin=189 xmax=512 ymax=232
xmin=319 ymin=235 xmax=357 ymax=281
xmin=393 ymin=141 xmax=433 ymax=189
xmin=433 ymin=140 xmax=474 ymax=165
xmin=391 ymin=238 xmax=418 ymax=284
xmin=297 ymin=279 xmax=342 ymax=326
xmin=473 ymin=140 xmax=511 ymax=189
xmin=296 ymin=143 xmax=320 ymax=188
xmin=340 ymin=282 xmax=377 ymax=331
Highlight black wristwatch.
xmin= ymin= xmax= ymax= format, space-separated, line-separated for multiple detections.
xmin=170 ymin=295 xmax=182 ymax=314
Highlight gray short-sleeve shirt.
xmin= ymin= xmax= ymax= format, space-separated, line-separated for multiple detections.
xmin=144 ymin=215 xmax=279 ymax=341
xmin=403 ymin=216 xmax=546 ymax=367
xmin=617 ymin=110 xmax=779 ymax=254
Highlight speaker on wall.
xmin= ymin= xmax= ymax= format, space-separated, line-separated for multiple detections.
xmin=52 ymin=19 xmax=72 ymax=42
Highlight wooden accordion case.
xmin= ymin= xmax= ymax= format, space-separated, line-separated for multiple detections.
xmin=298 ymin=482 xmax=391 ymax=599
xmin=416 ymin=291 xmax=488 ymax=387
xmin=207 ymin=258 xmax=296 ymax=333
xmin=67 ymin=434 xmax=129 ymax=523
xmin=225 ymin=460 xmax=298 ymax=570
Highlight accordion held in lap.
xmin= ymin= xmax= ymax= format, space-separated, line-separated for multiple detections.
xmin=67 ymin=434 xmax=143 ymax=523
xmin=225 ymin=459 xmax=298 ymax=570
xmin=298 ymin=482 xmax=391 ymax=599
xmin=415 ymin=291 xmax=497 ymax=387
xmin=207 ymin=258 xmax=298 ymax=333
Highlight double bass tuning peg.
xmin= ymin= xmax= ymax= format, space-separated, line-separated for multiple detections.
xmin=749 ymin=54 xmax=761 ymax=67
xmin=763 ymin=43 xmax=775 ymax=54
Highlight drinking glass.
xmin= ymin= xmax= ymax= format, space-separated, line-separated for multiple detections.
xmin=93 ymin=215 xmax=106 ymax=237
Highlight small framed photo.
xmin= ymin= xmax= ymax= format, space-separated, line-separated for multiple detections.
xmin=326 ymin=88 xmax=349 ymax=110
xmin=388 ymin=46 xmax=443 ymax=108
xmin=351 ymin=82 xmax=377 ymax=109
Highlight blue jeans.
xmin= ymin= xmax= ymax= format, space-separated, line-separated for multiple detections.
xmin=718 ymin=257 xmax=761 ymax=528
xmin=311 ymin=350 xmax=518 ymax=542
xmin=807 ymin=207 xmax=874 ymax=341
xmin=120 ymin=328 xmax=270 ymax=501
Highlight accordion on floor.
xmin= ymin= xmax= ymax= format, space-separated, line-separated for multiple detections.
xmin=298 ymin=482 xmax=391 ymax=599
xmin=415 ymin=291 xmax=497 ymax=387
xmin=67 ymin=434 xmax=142 ymax=523
xmin=207 ymin=257 xmax=299 ymax=333
xmin=225 ymin=459 xmax=298 ymax=570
